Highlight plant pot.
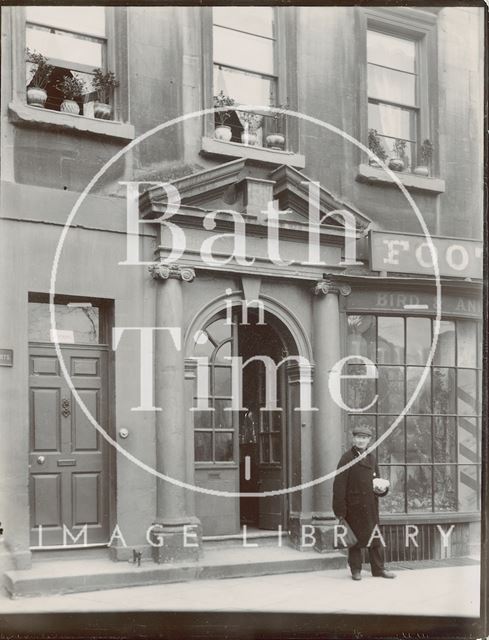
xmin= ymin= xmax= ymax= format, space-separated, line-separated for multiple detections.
xmin=266 ymin=133 xmax=285 ymax=150
xmin=241 ymin=131 xmax=258 ymax=146
xmin=60 ymin=99 xmax=80 ymax=115
xmin=388 ymin=157 xmax=404 ymax=172
xmin=368 ymin=157 xmax=383 ymax=168
xmin=414 ymin=165 xmax=430 ymax=176
xmin=214 ymin=125 xmax=232 ymax=142
xmin=94 ymin=101 xmax=112 ymax=120
xmin=27 ymin=87 xmax=47 ymax=108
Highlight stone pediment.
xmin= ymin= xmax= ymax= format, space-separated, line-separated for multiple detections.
xmin=140 ymin=158 xmax=372 ymax=232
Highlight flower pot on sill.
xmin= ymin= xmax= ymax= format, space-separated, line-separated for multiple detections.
xmin=94 ymin=101 xmax=112 ymax=120
xmin=368 ymin=157 xmax=383 ymax=168
xmin=414 ymin=165 xmax=430 ymax=177
xmin=241 ymin=131 xmax=258 ymax=146
xmin=214 ymin=125 xmax=232 ymax=142
xmin=388 ymin=157 xmax=405 ymax=172
xmin=60 ymin=99 xmax=80 ymax=115
xmin=27 ymin=87 xmax=47 ymax=108
xmin=266 ymin=133 xmax=285 ymax=150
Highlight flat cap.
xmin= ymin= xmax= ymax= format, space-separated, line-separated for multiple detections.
xmin=352 ymin=424 xmax=373 ymax=437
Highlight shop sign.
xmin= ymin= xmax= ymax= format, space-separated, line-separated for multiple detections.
xmin=370 ymin=231 xmax=483 ymax=279
xmin=345 ymin=289 xmax=482 ymax=317
xmin=0 ymin=349 xmax=13 ymax=367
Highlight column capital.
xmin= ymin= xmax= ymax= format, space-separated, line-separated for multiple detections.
xmin=149 ymin=262 xmax=196 ymax=282
xmin=312 ymin=277 xmax=351 ymax=297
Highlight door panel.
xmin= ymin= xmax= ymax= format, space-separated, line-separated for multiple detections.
xmin=29 ymin=345 xmax=110 ymax=546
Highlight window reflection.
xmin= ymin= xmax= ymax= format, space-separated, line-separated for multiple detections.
xmin=378 ymin=317 xmax=404 ymax=364
xmin=406 ymin=317 xmax=431 ymax=365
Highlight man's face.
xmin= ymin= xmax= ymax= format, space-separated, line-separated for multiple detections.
xmin=352 ymin=434 xmax=371 ymax=451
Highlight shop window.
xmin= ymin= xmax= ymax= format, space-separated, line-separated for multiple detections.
xmin=211 ymin=7 xmax=290 ymax=150
xmin=24 ymin=7 xmax=118 ymax=120
xmin=346 ymin=315 xmax=482 ymax=515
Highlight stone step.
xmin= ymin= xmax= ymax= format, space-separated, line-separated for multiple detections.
xmin=203 ymin=530 xmax=288 ymax=549
xmin=4 ymin=546 xmax=346 ymax=599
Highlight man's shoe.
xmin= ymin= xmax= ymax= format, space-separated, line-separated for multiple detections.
xmin=351 ymin=572 xmax=362 ymax=581
xmin=373 ymin=571 xmax=395 ymax=579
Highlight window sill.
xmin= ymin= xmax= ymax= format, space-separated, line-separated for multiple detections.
xmin=8 ymin=101 xmax=135 ymax=142
xmin=356 ymin=163 xmax=446 ymax=194
xmin=201 ymin=136 xmax=306 ymax=169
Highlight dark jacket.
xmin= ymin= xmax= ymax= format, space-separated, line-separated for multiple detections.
xmin=332 ymin=447 xmax=386 ymax=547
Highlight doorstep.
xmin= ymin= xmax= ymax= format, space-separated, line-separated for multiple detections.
xmin=4 ymin=546 xmax=346 ymax=599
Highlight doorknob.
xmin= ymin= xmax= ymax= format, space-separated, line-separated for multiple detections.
xmin=61 ymin=398 xmax=71 ymax=418
xmin=37 ymin=456 xmax=45 ymax=464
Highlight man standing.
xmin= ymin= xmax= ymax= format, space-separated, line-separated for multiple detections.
xmin=332 ymin=424 xmax=395 ymax=581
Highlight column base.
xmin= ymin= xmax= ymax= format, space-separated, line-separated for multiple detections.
xmin=150 ymin=517 xmax=203 ymax=564
xmin=289 ymin=513 xmax=315 ymax=551
xmin=312 ymin=518 xmax=339 ymax=554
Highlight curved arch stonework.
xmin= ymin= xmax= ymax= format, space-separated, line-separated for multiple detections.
xmin=184 ymin=289 xmax=313 ymax=363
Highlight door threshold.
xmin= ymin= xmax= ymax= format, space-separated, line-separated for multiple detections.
xmin=31 ymin=543 xmax=109 ymax=551
xmin=204 ymin=529 xmax=287 ymax=542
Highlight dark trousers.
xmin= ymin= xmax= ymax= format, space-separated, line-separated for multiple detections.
xmin=348 ymin=543 xmax=385 ymax=575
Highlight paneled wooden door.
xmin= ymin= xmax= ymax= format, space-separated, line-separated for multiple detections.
xmin=29 ymin=344 xmax=110 ymax=547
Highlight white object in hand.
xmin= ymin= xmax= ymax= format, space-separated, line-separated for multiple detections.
xmin=373 ymin=478 xmax=390 ymax=492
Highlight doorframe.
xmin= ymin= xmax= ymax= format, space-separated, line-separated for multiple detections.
xmin=27 ymin=293 xmax=115 ymax=550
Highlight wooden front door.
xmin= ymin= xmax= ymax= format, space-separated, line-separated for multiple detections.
xmin=29 ymin=344 xmax=110 ymax=547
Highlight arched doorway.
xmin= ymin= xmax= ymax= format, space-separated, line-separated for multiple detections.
xmin=190 ymin=305 xmax=300 ymax=536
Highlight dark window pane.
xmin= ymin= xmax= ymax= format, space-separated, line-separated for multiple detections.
xmin=434 ymin=466 xmax=457 ymax=511
xmin=194 ymin=432 xmax=212 ymax=462
xmin=406 ymin=317 xmax=431 ymax=365
xmin=346 ymin=364 xmax=377 ymax=411
xmin=406 ymin=416 xmax=431 ymax=462
xmin=271 ymin=411 xmax=282 ymax=433
xmin=433 ymin=417 xmax=456 ymax=462
xmin=377 ymin=416 xmax=404 ymax=463
xmin=260 ymin=434 xmax=270 ymax=462
xmin=214 ymin=366 xmax=231 ymax=395
xmin=379 ymin=465 xmax=405 ymax=513
xmin=457 ymin=369 xmax=477 ymax=416
xmin=432 ymin=368 xmax=455 ymax=414
xmin=347 ymin=315 xmax=376 ymax=360
xmin=457 ymin=320 xmax=477 ymax=368
xmin=367 ymin=30 xmax=416 ymax=74
xmin=457 ymin=417 xmax=478 ymax=463
xmin=193 ymin=411 xmax=211 ymax=430
xmin=458 ymin=465 xmax=478 ymax=511
xmin=368 ymin=102 xmax=412 ymax=140
xmin=214 ymin=399 xmax=233 ymax=429
xmin=406 ymin=366 xmax=431 ymax=414
xmin=215 ymin=432 xmax=234 ymax=462
xmin=407 ymin=466 xmax=432 ymax=512
xmin=28 ymin=302 xmax=100 ymax=344
xmin=433 ymin=320 xmax=455 ymax=366
xmin=378 ymin=366 xmax=404 ymax=414
xmin=271 ymin=434 xmax=281 ymax=463
xmin=378 ymin=317 xmax=404 ymax=364
xmin=260 ymin=411 xmax=271 ymax=433
xmin=368 ymin=64 xmax=416 ymax=106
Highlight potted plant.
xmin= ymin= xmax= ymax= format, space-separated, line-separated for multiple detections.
xmin=91 ymin=68 xmax=119 ymax=119
xmin=239 ymin=111 xmax=263 ymax=146
xmin=414 ymin=139 xmax=433 ymax=176
xmin=367 ymin=129 xmax=388 ymax=167
xmin=26 ymin=48 xmax=54 ymax=108
xmin=388 ymin=138 xmax=408 ymax=172
xmin=266 ymin=103 xmax=288 ymax=150
xmin=56 ymin=74 xmax=85 ymax=114
xmin=213 ymin=91 xmax=236 ymax=141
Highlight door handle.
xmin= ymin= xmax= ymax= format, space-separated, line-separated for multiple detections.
xmin=61 ymin=398 xmax=71 ymax=418
xmin=37 ymin=456 xmax=45 ymax=465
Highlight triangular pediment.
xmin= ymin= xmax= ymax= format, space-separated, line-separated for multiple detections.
xmin=140 ymin=158 xmax=372 ymax=232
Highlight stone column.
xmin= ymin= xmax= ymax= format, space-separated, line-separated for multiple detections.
xmin=311 ymin=277 xmax=351 ymax=552
xmin=148 ymin=262 xmax=202 ymax=563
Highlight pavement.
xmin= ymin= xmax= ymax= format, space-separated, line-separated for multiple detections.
xmin=0 ymin=558 xmax=481 ymax=618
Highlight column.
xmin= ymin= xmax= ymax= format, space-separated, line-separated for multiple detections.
xmin=311 ymin=277 xmax=351 ymax=552
xmin=148 ymin=262 xmax=202 ymax=563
